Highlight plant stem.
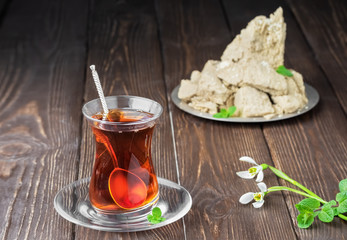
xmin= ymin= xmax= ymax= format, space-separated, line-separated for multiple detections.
xmin=268 ymin=166 xmax=322 ymax=200
xmin=267 ymin=186 xmax=347 ymax=221
xmin=262 ymin=164 xmax=347 ymax=221
xmin=267 ymin=186 xmax=327 ymax=204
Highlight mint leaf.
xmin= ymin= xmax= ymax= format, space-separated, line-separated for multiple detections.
xmin=276 ymin=65 xmax=293 ymax=77
xmin=149 ymin=218 xmax=162 ymax=224
xmin=322 ymin=200 xmax=337 ymax=209
xmin=336 ymin=192 xmax=347 ymax=203
xmin=213 ymin=112 xmax=225 ymax=118
xmin=213 ymin=108 xmax=228 ymax=118
xmin=152 ymin=207 xmax=162 ymax=218
xmin=296 ymin=203 xmax=313 ymax=214
xmin=339 ymin=179 xmax=347 ymax=192
xmin=227 ymin=106 xmax=237 ymax=116
xmin=147 ymin=214 xmax=154 ymax=222
xmin=213 ymin=106 xmax=237 ymax=118
xmin=321 ymin=201 xmax=338 ymax=216
xmin=318 ymin=206 xmax=334 ymax=222
xmin=337 ymin=199 xmax=347 ymax=214
xmin=147 ymin=207 xmax=166 ymax=224
xmin=296 ymin=198 xmax=320 ymax=213
xmin=297 ymin=212 xmax=314 ymax=228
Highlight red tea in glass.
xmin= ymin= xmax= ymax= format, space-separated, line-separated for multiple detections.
xmin=82 ymin=96 xmax=163 ymax=214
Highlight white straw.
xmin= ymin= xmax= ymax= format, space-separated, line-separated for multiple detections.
xmin=90 ymin=65 xmax=109 ymax=119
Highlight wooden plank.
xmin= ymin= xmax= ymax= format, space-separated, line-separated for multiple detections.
xmin=0 ymin=0 xmax=9 ymax=19
xmin=222 ymin=0 xmax=347 ymax=239
xmin=156 ymin=0 xmax=297 ymax=239
xmin=75 ymin=0 xmax=185 ymax=239
xmin=287 ymin=0 xmax=347 ymax=113
xmin=0 ymin=0 xmax=88 ymax=239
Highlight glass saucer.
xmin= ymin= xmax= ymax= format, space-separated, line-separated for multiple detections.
xmin=54 ymin=177 xmax=192 ymax=232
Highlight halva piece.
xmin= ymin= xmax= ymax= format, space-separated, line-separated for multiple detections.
xmin=177 ymin=7 xmax=307 ymax=119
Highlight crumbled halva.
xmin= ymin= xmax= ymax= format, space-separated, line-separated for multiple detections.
xmin=178 ymin=7 xmax=308 ymax=118
xmin=241 ymin=60 xmax=288 ymax=96
xmin=271 ymin=70 xmax=308 ymax=114
xmin=234 ymin=86 xmax=275 ymax=117
xmin=221 ymin=7 xmax=286 ymax=68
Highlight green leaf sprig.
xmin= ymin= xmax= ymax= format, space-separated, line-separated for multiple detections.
xmin=237 ymin=157 xmax=347 ymax=229
xmin=295 ymin=179 xmax=347 ymax=228
xmin=276 ymin=65 xmax=293 ymax=77
xmin=213 ymin=106 xmax=237 ymax=118
xmin=147 ymin=207 xmax=166 ymax=224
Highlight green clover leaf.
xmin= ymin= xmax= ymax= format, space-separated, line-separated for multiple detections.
xmin=336 ymin=192 xmax=347 ymax=203
xmin=318 ymin=209 xmax=334 ymax=222
xmin=333 ymin=207 xmax=339 ymax=216
xmin=276 ymin=65 xmax=293 ymax=77
xmin=337 ymin=199 xmax=347 ymax=214
xmin=339 ymin=179 xmax=347 ymax=192
xmin=336 ymin=180 xmax=347 ymax=214
xmin=318 ymin=202 xmax=335 ymax=223
xmin=295 ymin=203 xmax=313 ymax=214
xmin=325 ymin=200 xmax=337 ymax=207
xmin=297 ymin=212 xmax=315 ymax=228
xmin=296 ymin=198 xmax=320 ymax=213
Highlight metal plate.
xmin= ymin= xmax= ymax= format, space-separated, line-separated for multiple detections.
xmin=171 ymin=83 xmax=319 ymax=123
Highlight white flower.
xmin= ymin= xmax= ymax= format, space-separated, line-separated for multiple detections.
xmin=236 ymin=156 xmax=264 ymax=182
xmin=239 ymin=182 xmax=267 ymax=208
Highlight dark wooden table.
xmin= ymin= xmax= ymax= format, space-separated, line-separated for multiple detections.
xmin=0 ymin=0 xmax=346 ymax=239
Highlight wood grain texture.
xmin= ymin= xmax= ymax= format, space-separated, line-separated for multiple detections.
xmin=222 ymin=0 xmax=347 ymax=239
xmin=0 ymin=0 xmax=88 ymax=239
xmin=287 ymin=0 xmax=347 ymax=114
xmin=75 ymin=0 xmax=184 ymax=239
xmin=0 ymin=0 xmax=345 ymax=239
xmin=156 ymin=0 xmax=297 ymax=239
xmin=0 ymin=0 xmax=9 ymax=19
